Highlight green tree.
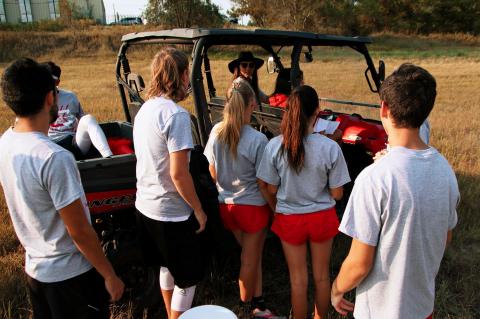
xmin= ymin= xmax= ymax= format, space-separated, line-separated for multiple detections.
xmin=144 ymin=0 xmax=225 ymax=27
xmin=229 ymin=0 xmax=272 ymax=27
xmin=230 ymin=0 xmax=480 ymax=34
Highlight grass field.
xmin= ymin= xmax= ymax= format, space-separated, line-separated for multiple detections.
xmin=0 ymin=43 xmax=479 ymax=318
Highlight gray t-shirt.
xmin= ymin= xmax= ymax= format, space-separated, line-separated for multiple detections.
xmin=420 ymin=119 xmax=430 ymax=145
xmin=339 ymin=146 xmax=459 ymax=319
xmin=257 ymin=134 xmax=350 ymax=214
xmin=48 ymin=88 xmax=85 ymax=141
xmin=204 ymin=123 xmax=268 ymax=205
xmin=0 ymin=129 xmax=92 ymax=282
xmin=133 ymin=96 xmax=193 ymax=221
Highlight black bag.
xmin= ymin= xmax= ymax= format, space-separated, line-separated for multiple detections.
xmin=189 ymin=145 xmax=238 ymax=265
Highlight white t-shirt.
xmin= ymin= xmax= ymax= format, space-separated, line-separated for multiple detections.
xmin=0 ymin=129 xmax=92 ymax=282
xmin=419 ymin=119 xmax=430 ymax=145
xmin=48 ymin=88 xmax=85 ymax=141
xmin=133 ymin=96 xmax=193 ymax=221
xmin=257 ymin=134 xmax=350 ymax=214
xmin=204 ymin=123 xmax=268 ymax=205
xmin=339 ymin=146 xmax=459 ymax=319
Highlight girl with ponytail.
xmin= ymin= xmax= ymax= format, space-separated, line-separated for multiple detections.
xmin=204 ymin=80 xmax=278 ymax=318
xmin=258 ymin=85 xmax=351 ymax=319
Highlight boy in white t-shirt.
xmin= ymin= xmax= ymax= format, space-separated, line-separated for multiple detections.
xmin=0 ymin=58 xmax=124 ymax=318
xmin=331 ymin=63 xmax=459 ymax=319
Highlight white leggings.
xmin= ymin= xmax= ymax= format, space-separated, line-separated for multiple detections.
xmin=75 ymin=114 xmax=112 ymax=157
xmin=159 ymin=267 xmax=196 ymax=312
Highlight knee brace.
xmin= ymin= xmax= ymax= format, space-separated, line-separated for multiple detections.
xmin=171 ymin=285 xmax=196 ymax=312
xmin=159 ymin=267 xmax=174 ymax=291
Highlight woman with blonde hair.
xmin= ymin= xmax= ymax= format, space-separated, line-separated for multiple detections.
xmin=133 ymin=47 xmax=207 ymax=319
xmin=204 ymin=80 xmax=278 ymax=318
xmin=258 ymin=85 xmax=350 ymax=319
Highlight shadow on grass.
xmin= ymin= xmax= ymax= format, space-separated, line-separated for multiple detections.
xmin=1 ymin=170 xmax=478 ymax=319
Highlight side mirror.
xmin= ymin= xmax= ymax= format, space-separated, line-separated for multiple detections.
xmin=301 ymin=51 xmax=313 ymax=63
xmin=378 ymin=60 xmax=385 ymax=82
xmin=267 ymin=56 xmax=277 ymax=74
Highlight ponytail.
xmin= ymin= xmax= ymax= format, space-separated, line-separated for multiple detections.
xmin=217 ymin=80 xmax=256 ymax=157
xmin=280 ymin=85 xmax=319 ymax=173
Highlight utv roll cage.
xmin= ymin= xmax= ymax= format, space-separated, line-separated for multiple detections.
xmin=115 ymin=28 xmax=385 ymax=146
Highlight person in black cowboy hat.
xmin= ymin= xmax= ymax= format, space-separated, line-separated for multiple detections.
xmin=228 ymin=51 xmax=268 ymax=104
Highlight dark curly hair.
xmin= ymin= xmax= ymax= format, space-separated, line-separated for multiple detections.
xmin=1 ymin=58 xmax=55 ymax=117
xmin=379 ymin=63 xmax=436 ymax=128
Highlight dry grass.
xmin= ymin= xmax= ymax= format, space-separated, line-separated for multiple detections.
xmin=0 ymin=55 xmax=479 ymax=318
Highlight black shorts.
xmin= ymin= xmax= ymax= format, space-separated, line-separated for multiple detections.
xmin=26 ymin=268 xmax=109 ymax=319
xmin=136 ymin=210 xmax=204 ymax=288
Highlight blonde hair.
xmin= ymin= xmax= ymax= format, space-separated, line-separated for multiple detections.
xmin=146 ymin=47 xmax=189 ymax=102
xmin=217 ymin=80 xmax=256 ymax=157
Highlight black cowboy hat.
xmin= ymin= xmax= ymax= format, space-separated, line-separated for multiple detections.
xmin=228 ymin=51 xmax=264 ymax=73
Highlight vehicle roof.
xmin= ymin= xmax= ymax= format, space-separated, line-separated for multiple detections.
xmin=121 ymin=28 xmax=372 ymax=46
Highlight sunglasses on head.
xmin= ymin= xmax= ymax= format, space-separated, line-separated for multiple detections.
xmin=240 ymin=62 xmax=255 ymax=69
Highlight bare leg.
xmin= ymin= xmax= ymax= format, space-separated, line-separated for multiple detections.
xmin=310 ymin=239 xmax=333 ymax=319
xmin=161 ymin=289 xmax=173 ymax=319
xmin=254 ymin=229 xmax=267 ymax=298
xmin=171 ymin=310 xmax=182 ymax=319
xmin=281 ymin=240 xmax=308 ymax=319
xmin=238 ymin=229 xmax=266 ymax=302
xmin=159 ymin=267 xmax=175 ymax=318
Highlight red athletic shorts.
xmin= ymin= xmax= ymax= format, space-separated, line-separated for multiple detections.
xmin=426 ymin=314 xmax=433 ymax=319
xmin=219 ymin=204 xmax=271 ymax=234
xmin=271 ymin=207 xmax=339 ymax=245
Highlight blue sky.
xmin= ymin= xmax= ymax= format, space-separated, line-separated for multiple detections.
xmin=103 ymin=0 xmax=234 ymax=21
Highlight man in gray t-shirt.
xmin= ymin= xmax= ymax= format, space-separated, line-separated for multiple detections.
xmin=331 ymin=64 xmax=459 ymax=319
xmin=0 ymin=58 xmax=123 ymax=318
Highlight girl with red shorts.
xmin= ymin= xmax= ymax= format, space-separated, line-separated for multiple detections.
xmin=257 ymin=85 xmax=351 ymax=319
xmin=204 ymin=80 xmax=278 ymax=318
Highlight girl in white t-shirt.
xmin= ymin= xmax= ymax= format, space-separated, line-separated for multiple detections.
xmin=204 ymin=80 xmax=276 ymax=318
xmin=257 ymin=85 xmax=350 ymax=319
xmin=133 ymin=48 xmax=207 ymax=319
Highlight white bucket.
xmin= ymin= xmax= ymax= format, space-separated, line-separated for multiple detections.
xmin=179 ymin=305 xmax=238 ymax=319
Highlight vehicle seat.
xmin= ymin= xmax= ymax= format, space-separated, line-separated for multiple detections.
xmin=336 ymin=114 xmax=387 ymax=155
xmin=127 ymin=73 xmax=145 ymax=93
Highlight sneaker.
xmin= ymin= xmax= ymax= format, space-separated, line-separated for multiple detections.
xmin=252 ymin=308 xmax=287 ymax=319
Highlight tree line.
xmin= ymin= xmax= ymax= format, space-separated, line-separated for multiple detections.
xmin=145 ymin=0 xmax=480 ymax=35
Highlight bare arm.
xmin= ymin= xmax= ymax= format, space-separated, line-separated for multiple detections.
xmin=331 ymin=239 xmax=376 ymax=315
xmin=59 ymin=199 xmax=124 ymax=301
xmin=257 ymin=179 xmax=276 ymax=212
xmin=329 ymin=186 xmax=344 ymax=201
xmin=208 ymin=164 xmax=217 ymax=183
xmin=170 ymin=150 xmax=207 ymax=233
xmin=446 ymin=230 xmax=453 ymax=248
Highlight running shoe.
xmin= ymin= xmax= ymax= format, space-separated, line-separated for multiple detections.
xmin=252 ymin=308 xmax=287 ymax=319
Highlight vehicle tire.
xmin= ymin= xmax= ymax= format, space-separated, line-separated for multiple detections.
xmin=103 ymin=230 xmax=163 ymax=317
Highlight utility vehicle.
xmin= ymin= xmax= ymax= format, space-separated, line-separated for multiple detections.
xmin=76 ymin=28 xmax=387 ymax=313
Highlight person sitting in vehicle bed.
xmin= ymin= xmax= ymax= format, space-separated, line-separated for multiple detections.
xmin=44 ymin=61 xmax=113 ymax=158
xmin=228 ymin=51 xmax=269 ymax=105
xmin=269 ymin=68 xmax=304 ymax=108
